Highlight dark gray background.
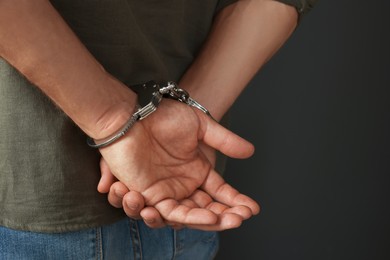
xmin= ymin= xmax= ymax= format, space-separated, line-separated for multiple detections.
xmin=216 ymin=1 xmax=390 ymax=259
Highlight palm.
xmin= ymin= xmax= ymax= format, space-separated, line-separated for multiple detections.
xmin=100 ymin=100 xmax=212 ymax=205
xmin=99 ymin=100 xmax=255 ymax=207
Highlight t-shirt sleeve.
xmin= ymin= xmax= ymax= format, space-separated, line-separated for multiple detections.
xmin=216 ymin=0 xmax=318 ymax=20
xmin=215 ymin=0 xmax=239 ymax=13
xmin=273 ymin=0 xmax=318 ymax=18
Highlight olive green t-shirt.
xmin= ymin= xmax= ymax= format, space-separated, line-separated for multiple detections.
xmin=0 ymin=0 xmax=315 ymax=233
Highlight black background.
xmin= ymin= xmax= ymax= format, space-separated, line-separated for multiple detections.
xmin=217 ymin=1 xmax=390 ymax=259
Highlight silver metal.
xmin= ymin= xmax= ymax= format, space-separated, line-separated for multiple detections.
xmin=87 ymin=80 xmax=215 ymax=149
xmin=87 ymin=112 xmax=140 ymax=148
xmin=87 ymin=86 xmax=163 ymax=149
xmin=161 ymin=82 xmax=215 ymax=120
xmin=135 ymin=91 xmax=163 ymax=120
xmin=186 ymin=97 xmax=214 ymax=120
xmin=158 ymin=81 xmax=177 ymax=95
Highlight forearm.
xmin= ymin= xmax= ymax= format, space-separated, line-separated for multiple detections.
xmin=180 ymin=0 xmax=298 ymax=120
xmin=0 ymin=0 xmax=136 ymax=139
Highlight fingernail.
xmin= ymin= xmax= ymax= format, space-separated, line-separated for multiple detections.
xmin=127 ymin=202 xmax=139 ymax=211
xmin=114 ymin=189 xmax=125 ymax=198
xmin=144 ymin=218 xmax=155 ymax=224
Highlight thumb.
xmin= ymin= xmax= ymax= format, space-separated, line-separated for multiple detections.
xmin=196 ymin=110 xmax=255 ymax=159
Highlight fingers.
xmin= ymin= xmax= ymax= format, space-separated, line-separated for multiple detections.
xmin=121 ymin=190 xmax=145 ymax=218
xmin=139 ymin=207 xmax=166 ymax=229
xmin=109 ymin=183 xmax=257 ymax=231
xmin=190 ymin=190 xmax=253 ymax=220
xmin=108 ymin=184 xmax=244 ymax=231
xmin=109 ymin=185 xmax=168 ymax=228
xmin=196 ymin=110 xmax=255 ymax=159
xmin=185 ymin=213 xmax=243 ymax=231
xmin=154 ymin=199 xmax=218 ymax=225
xmin=147 ymin=190 xmax=254 ymax=232
xmin=107 ymin=183 xmax=167 ymax=227
xmin=201 ymin=170 xmax=261 ymax=215
xmin=108 ymin=181 xmax=130 ymax=208
xmin=180 ymin=190 xmax=250 ymax=231
xmin=97 ymin=158 xmax=117 ymax=193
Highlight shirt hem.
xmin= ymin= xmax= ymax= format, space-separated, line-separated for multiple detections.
xmin=0 ymin=214 xmax=127 ymax=233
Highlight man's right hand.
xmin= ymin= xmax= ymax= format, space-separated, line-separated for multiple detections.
xmin=98 ymin=100 xmax=260 ymax=228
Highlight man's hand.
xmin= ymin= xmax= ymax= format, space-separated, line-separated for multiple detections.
xmin=99 ymin=157 xmax=258 ymax=231
xmin=98 ymin=100 xmax=260 ymax=226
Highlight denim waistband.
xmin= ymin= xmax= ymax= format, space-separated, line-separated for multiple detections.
xmin=0 ymin=218 xmax=219 ymax=260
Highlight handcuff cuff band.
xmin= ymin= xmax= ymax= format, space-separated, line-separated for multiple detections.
xmin=87 ymin=81 xmax=213 ymax=149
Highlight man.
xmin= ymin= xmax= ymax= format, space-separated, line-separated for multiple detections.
xmin=0 ymin=0 xmax=316 ymax=259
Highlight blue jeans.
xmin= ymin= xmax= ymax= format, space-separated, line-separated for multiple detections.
xmin=0 ymin=218 xmax=219 ymax=260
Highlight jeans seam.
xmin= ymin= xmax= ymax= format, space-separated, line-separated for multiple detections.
xmin=129 ymin=219 xmax=143 ymax=260
xmin=95 ymin=227 xmax=103 ymax=260
xmin=172 ymin=229 xmax=177 ymax=260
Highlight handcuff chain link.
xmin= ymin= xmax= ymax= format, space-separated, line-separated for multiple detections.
xmin=159 ymin=81 xmax=215 ymax=121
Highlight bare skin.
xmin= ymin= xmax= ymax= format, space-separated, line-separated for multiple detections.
xmin=0 ymin=0 xmax=273 ymax=230
xmin=99 ymin=100 xmax=259 ymax=228
xmin=99 ymin=0 xmax=298 ymax=230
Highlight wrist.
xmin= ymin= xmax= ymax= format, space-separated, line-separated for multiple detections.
xmin=87 ymin=80 xmax=164 ymax=147
xmin=179 ymin=80 xmax=226 ymax=121
xmin=84 ymin=77 xmax=138 ymax=140
xmin=88 ymin=80 xmax=216 ymax=147
xmin=89 ymin=101 xmax=137 ymax=141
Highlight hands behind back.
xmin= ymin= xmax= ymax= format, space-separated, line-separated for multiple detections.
xmin=98 ymin=99 xmax=260 ymax=230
